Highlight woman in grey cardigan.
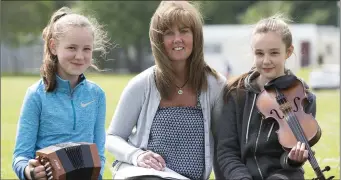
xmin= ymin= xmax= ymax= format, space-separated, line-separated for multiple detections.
xmin=106 ymin=1 xmax=226 ymax=179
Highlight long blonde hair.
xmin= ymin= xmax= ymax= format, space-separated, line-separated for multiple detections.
xmin=149 ymin=1 xmax=218 ymax=99
xmin=40 ymin=7 xmax=109 ymax=92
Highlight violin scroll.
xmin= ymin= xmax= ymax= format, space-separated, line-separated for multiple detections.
xmin=311 ymin=166 xmax=334 ymax=180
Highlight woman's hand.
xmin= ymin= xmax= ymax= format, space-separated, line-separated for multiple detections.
xmin=24 ymin=158 xmax=48 ymax=180
xmin=137 ymin=151 xmax=166 ymax=171
xmin=288 ymin=141 xmax=308 ymax=163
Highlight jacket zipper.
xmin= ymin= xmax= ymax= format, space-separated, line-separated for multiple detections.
xmin=70 ymin=90 xmax=76 ymax=130
xmin=254 ymin=117 xmax=264 ymax=180
xmin=246 ymin=94 xmax=257 ymax=144
xmin=69 ymin=82 xmax=82 ymax=130
xmin=267 ymin=122 xmax=275 ymax=142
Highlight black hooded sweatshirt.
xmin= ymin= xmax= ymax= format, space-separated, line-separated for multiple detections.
xmin=213 ymin=70 xmax=317 ymax=180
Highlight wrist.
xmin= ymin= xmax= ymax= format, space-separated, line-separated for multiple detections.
xmin=132 ymin=149 xmax=147 ymax=166
xmin=287 ymin=157 xmax=304 ymax=167
xmin=24 ymin=165 xmax=31 ymax=180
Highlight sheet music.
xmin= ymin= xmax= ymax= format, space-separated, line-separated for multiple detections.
xmin=114 ymin=164 xmax=189 ymax=180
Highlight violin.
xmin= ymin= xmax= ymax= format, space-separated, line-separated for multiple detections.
xmin=256 ymin=75 xmax=334 ymax=180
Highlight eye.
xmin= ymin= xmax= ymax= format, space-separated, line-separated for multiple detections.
xmin=68 ymin=47 xmax=76 ymax=50
xmin=271 ymin=52 xmax=280 ymax=55
xmin=164 ymin=30 xmax=173 ymax=36
xmin=181 ymin=29 xmax=189 ymax=33
xmin=84 ymin=48 xmax=92 ymax=51
xmin=255 ymin=52 xmax=264 ymax=56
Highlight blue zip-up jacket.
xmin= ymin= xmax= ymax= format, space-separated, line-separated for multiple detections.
xmin=12 ymin=74 xmax=106 ymax=180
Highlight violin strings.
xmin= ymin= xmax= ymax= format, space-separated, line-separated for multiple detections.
xmin=278 ymin=90 xmax=322 ymax=175
xmin=280 ymin=97 xmax=318 ymax=165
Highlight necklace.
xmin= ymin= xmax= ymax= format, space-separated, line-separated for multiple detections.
xmin=175 ymin=79 xmax=189 ymax=95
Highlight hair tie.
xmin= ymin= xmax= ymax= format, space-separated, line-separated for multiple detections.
xmin=54 ymin=12 xmax=67 ymax=23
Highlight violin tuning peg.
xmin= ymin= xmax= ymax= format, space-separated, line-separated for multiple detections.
xmin=322 ymin=166 xmax=331 ymax=172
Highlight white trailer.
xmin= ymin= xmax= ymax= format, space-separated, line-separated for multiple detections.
xmin=203 ymin=24 xmax=340 ymax=78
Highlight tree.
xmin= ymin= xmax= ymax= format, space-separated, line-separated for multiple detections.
xmin=1 ymin=1 xmax=72 ymax=48
xmin=201 ymin=1 xmax=255 ymax=24
xmin=73 ymin=1 xmax=160 ymax=72
xmin=291 ymin=1 xmax=338 ymax=26
xmin=238 ymin=1 xmax=294 ymax=24
xmin=237 ymin=1 xmax=338 ymax=26
xmin=1 ymin=1 xmax=54 ymax=47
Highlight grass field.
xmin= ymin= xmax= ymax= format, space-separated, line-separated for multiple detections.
xmin=1 ymin=69 xmax=340 ymax=179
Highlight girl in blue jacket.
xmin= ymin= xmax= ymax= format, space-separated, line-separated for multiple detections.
xmin=12 ymin=7 xmax=110 ymax=180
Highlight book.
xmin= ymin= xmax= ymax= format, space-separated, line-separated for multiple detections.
xmin=112 ymin=162 xmax=189 ymax=180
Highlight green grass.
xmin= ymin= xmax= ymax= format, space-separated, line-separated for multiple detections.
xmin=1 ymin=70 xmax=339 ymax=179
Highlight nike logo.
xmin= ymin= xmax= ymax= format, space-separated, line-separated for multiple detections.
xmin=81 ymin=100 xmax=95 ymax=107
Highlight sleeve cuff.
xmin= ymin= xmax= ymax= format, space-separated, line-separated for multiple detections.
xmin=131 ymin=149 xmax=146 ymax=166
xmin=280 ymin=152 xmax=304 ymax=169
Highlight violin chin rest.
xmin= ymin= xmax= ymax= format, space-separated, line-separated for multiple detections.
xmin=264 ymin=75 xmax=298 ymax=90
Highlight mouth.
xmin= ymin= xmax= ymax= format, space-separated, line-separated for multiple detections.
xmin=173 ymin=47 xmax=184 ymax=51
xmin=263 ymin=67 xmax=274 ymax=72
xmin=71 ymin=62 xmax=84 ymax=66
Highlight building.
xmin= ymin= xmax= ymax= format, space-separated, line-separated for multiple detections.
xmin=203 ymin=24 xmax=340 ymax=77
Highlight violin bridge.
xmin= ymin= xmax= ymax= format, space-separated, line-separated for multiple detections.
xmin=280 ymin=102 xmax=291 ymax=112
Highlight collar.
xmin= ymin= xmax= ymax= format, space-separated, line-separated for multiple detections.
xmin=244 ymin=68 xmax=294 ymax=93
xmin=55 ymin=74 xmax=86 ymax=93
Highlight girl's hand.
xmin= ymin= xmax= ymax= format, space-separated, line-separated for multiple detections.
xmin=25 ymin=158 xmax=47 ymax=180
xmin=288 ymin=141 xmax=308 ymax=163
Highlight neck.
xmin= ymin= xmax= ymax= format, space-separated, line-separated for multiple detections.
xmin=257 ymin=72 xmax=286 ymax=91
xmin=256 ymin=75 xmax=270 ymax=91
xmin=172 ymin=60 xmax=188 ymax=85
xmin=57 ymin=69 xmax=79 ymax=89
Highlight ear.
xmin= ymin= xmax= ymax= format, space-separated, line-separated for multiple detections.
xmin=286 ymin=45 xmax=294 ymax=59
xmin=49 ymin=38 xmax=57 ymax=55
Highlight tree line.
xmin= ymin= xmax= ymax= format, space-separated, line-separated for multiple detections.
xmin=1 ymin=1 xmax=339 ymax=72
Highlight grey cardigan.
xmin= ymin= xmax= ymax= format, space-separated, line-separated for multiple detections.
xmin=105 ymin=66 xmax=226 ymax=179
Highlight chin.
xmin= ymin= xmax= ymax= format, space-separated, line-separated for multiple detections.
xmin=67 ymin=70 xmax=84 ymax=76
xmin=172 ymin=57 xmax=188 ymax=61
xmin=264 ymin=74 xmax=277 ymax=81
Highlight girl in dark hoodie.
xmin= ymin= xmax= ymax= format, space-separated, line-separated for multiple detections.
xmin=213 ymin=14 xmax=318 ymax=180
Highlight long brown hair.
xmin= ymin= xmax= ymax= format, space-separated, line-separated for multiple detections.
xmin=224 ymin=14 xmax=293 ymax=101
xmin=40 ymin=7 xmax=110 ymax=92
xmin=149 ymin=1 xmax=218 ymax=99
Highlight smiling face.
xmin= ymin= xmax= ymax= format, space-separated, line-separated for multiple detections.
xmin=163 ymin=24 xmax=193 ymax=62
xmin=50 ymin=26 xmax=93 ymax=80
xmin=252 ymin=31 xmax=293 ymax=82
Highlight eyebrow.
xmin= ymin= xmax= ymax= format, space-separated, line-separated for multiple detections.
xmin=255 ymin=48 xmax=280 ymax=51
xmin=68 ymin=44 xmax=92 ymax=47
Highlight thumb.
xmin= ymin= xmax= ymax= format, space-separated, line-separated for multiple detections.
xmin=28 ymin=159 xmax=41 ymax=167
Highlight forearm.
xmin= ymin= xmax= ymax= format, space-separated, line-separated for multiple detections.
xmin=12 ymin=157 xmax=30 ymax=180
xmin=215 ymin=95 xmax=252 ymax=179
xmin=105 ymin=135 xmax=145 ymax=166
xmin=217 ymin=144 xmax=253 ymax=179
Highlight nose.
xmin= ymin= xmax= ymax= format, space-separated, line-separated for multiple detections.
xmin=74 ymin=50 xmax=84 ymax=60
xmin=173 ymin=32 xmax=182 ymax=44
xmin=263 ymin=54 xmax=271 ymax=64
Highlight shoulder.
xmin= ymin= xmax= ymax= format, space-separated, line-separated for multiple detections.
xmin=205 ymin=72 xmax=227 ymax=107
xmin=84 ymin=79 xmax=105 ymax=96
xmin=125 ymin=66 xmax=155 ymax=92
xmin=297 ymin=77 xmax=316 ymax=103
xmin=207 ymin=71 xmax=227 ymax=93
xmin=27 ymin=79 xmax=45 ymax=96
xmin=21 ymin=79 xmax=45 ymax=107
xmin=224 ymin=86 xmax=250 ymax=107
